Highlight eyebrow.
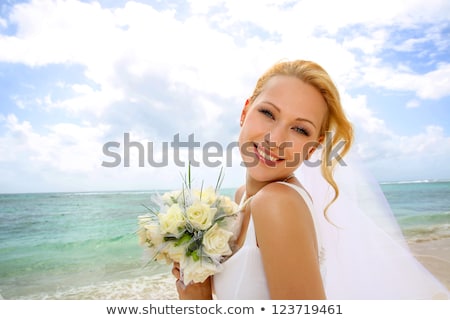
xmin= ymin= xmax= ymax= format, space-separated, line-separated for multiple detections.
xmin=261 ymin=101 xmax=317 ymax=129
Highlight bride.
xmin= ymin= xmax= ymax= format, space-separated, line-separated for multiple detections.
xmin=172 ymin=59 xmax=449 ymax=299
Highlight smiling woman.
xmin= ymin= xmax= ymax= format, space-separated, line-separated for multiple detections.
xmin=171 ymin=59 xmax=449 ymax=300
xmin=239 ymin=75 xmax=327 ymax=179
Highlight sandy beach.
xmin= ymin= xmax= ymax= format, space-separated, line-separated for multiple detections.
xmin=409 ymin=238 xmax=450 ymax=291
xmin=12 ymin=272 xmax=179 ymax=300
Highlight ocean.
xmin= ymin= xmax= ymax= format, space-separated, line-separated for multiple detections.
xmin=0 ymin=182 xmax=449 ymax=300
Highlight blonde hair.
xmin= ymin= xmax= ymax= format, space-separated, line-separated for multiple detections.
xmin=249 ymin=60 xmax=353 ymax=214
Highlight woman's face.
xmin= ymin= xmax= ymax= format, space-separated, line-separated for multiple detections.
xmin=239 ymin=75 xmax=327 ymax=182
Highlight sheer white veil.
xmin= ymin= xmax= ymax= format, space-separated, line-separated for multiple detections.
xmin=297 ymin=149 xmax=449 ymax=299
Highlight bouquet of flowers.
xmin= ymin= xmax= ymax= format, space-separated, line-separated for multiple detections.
xmin=137 ymin=168 xmax=241 ymax=284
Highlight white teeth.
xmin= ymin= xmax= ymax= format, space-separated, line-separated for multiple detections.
xmin=257 ymin=147 xmax=278 ymax=162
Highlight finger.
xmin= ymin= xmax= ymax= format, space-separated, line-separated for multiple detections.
xmin=172 ymin=266 xmax=180 ymax=278
xmin=176 ymin=279 xmax=186 ymax=291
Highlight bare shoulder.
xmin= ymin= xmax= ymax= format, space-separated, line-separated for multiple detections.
xmin=251 ymin=182 xmax=309 ymax=217
xmin=250 ymin=182 xmax=316 ymax=240
xmin=234 ymin=185 xmax=246 ymax=204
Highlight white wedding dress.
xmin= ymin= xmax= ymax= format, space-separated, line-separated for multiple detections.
xmin=213 ymin=182 xmax=322 ymax=299
xmin=213 ymin=152 xmax=449 ymax=300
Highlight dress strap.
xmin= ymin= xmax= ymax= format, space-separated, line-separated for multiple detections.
xmin=238 ymin=191 xmax=252 ymax=211
xmin=237 ymin=192 xmax=257 ymax=248
xmin=275 ymin=182 xmax=315 ymax=215
xmin=275 ymin=181 xmax=323 ymax=258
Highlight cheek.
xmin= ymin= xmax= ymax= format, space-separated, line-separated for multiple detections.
xmin=238 ymin=127 xmax=251 ymax=155
xmin=238 ymin=117 xmax=260 ymax=142
xmin=282 ymin=138 xmax=310 ymax=160
xmin=238 ymin=127 xmax=246 ymax=146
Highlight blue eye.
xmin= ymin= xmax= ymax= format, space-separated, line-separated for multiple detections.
xmin=259 ymin=108 xmax=274 ymax=119
xmin=293 ymin=126 xmax=310 ymax=136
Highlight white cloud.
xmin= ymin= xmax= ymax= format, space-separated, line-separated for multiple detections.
xmin=406 ymin=99 xmax=420 ymax=108
xmin=45 ymin=82 xmax=124 ymax=116
xmin=2 ymin=0 xmax=448 ymax=109
xmin=417 ymin=63 xmax=450 ymax=99
xmin=0 ymin=17 xmax=6 ymax=28
xmin=362 ymin=62 xmax=450 ymax=99
xmin=220 ymin=0 xmax=450 ymax=36
xmin=0 ymin=0 xmax=449 ymax=192
xmin=0 ymin=112 xmax=245 ymax=192
xmin=1 ymin=0 xmax=118 ymax=65
xmin=342 ymin=92 xmax=387 ymax=135
xmin=362 ymin=125 xmax=450 ymax=182
xmin=394 ymin=37 xmax=429 ymax=52
xmin=0 ymin=113 xmax=109 ymax=173
xmin=342 ymin=30 xmax=389 ymax=55
xmin=338 ymin=91 xmax=450 ymax=178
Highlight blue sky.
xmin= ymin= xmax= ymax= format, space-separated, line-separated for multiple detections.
xmin=0 ymin=0 xmax=449 ymax=193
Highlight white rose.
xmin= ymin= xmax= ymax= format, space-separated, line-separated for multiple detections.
xmin=145 ymin=224 xmax=163 ymax=247
xmin=203 ymin=223 xmax=233 ymax=256
xmin=221 ymin=213 xmax=242 ymax=244
xmin=194 ymin=187 xmax=217 ymax=205
xmin=138 ymin=215 xmax=152 ymax=224
xmin=149 ymin=247 xmax=171 ymax=264
xmin=137 ymin=215 xmax=155 ymax=245
xmin=217 ymin=195 xmax=239 ymax=216
xmin=181 ymin=257 xmax=218 ymax=284
xmin=162 ymin=190 xmax=182 ymax=206
xmin=137 ymin=227 xmax=148 ymax=245
xmin=164 ymin=241 xmax=187 ymax=263
xmin=159 ymin=204 xmax=186 ymax=235
xmin=186 ymin=201 xmax=217 ymax=230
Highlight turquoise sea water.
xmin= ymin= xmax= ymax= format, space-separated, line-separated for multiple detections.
xmin=380 ymin=181 xmax=450 ymax=241
xmin=0 ymin=182 xmax=448 ymax=299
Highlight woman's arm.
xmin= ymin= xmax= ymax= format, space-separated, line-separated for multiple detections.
xmin=251 ymin=183 xmax=325 ymax=299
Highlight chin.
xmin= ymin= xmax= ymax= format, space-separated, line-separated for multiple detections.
xmin=246 ymin=166 xmax=284 ymax=183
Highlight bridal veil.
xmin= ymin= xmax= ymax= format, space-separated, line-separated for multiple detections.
xmin=297 ymin=150 xmax=449 ymax=299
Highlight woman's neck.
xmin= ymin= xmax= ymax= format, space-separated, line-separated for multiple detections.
xmin=245 ymin=172 xmax=295 ymax=198
xmin=244 ymin=175 xmax=267 ymax=198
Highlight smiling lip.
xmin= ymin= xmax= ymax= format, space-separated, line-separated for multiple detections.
xmin=253 ymin=143 xmax=284 ymax=165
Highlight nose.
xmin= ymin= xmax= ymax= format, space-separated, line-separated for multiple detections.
xmin=264 ymin=124 xmax=288 ymax=149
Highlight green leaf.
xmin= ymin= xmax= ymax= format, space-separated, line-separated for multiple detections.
xmin=175 ymin=233 xmax=191 ymax=246
xmin=191 ymin=250 xmax=200 ymax=262
xmin=188 ymin=161 xmax=191 ymax=189
xmin=215 ymin=166 xmax=225 ymax=193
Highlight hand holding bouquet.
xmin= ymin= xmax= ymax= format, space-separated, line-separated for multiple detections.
xmin=138 ymin=170 xmax=241 ymax=284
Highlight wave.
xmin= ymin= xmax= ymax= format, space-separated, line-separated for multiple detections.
xmin=403 ymin=223 xmax=450 ymax=243
xmin=0 ymin=190 xmax=161 ymax=198
xmin=380 ymin=179 xmax=450 ymax=185
xmin=3 ymin=271 xmax=177 ymax=300
xmin=397 ymin=212 xmax=450 ymax=225
xmin=70 ymin=190 xmax=157 ymax=196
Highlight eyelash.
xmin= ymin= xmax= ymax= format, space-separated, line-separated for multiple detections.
xmin=258 ymin=108 xmax=310 ymax=137
xmin=259 ymin=108 xmax=274 ymax=119
xmin=293 ymin=127 xmax=310 ymax=136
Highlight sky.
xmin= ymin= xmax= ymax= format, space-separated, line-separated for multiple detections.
xmin=0 ymin=0 xmax=449 ymax=193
